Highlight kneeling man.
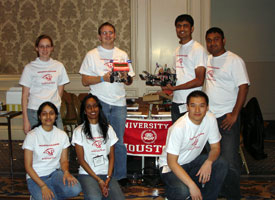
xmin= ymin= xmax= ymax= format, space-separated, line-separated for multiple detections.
xmin=159 ymin=90 xmax=228 ymax=200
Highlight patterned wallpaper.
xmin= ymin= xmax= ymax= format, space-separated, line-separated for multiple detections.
xmin=0 ymin=0 xmax=131 ymax=74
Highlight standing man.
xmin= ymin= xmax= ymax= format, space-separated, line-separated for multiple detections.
xmin=162 ymin=14 xmax=207 ymax=123
xmin=159 ymin=90 xmax=228 ymax=200
xmin=79 ymin=22 xmax=135 ymax=185
xmin=205 ymin=27 xmax=250 ymax=199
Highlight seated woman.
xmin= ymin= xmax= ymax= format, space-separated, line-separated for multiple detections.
xmin=23 ymin=101 xmax=81 ymax=200
xmin=72 ymin=94 xmax=125 ymax=200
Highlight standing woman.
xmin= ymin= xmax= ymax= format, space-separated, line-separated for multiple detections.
xmin=20 ymin=34 xmax=69 ymax=134
xmin=23 ymin=101 xmax=81 ymax=200
xmin=72 ymin=94 xmax=125 ymax=200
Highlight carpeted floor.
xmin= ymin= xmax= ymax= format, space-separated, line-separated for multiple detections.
xmin=0 ymin=121 xmax=274 ymax=199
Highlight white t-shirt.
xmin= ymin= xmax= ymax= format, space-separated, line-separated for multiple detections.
xmin=205 ymin=51 xmax=250 ymax=118
xmin=173 ymin=40 xmax=207 ymax=107
xmin=22 ymin=126 xmax=70 ymax=179
xmin=79 ymin=46 xmax=135 ymax=106
xmin=71 ymin=124 xmax=118 ymax=175
xmin=19 ymin=58 xmax=70 ymax=111
xmin=159 ymin=111 xmax=221 ymax=172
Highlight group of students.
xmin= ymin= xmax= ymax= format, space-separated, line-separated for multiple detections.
xmin=19 ymin=13 xmax=249 ymax=200
xmin=20 ymin=30 xmax=127 ymax=199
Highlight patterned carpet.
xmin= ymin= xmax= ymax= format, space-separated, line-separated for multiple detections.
xmin=0 ymin=137 xmax=274 ymax=199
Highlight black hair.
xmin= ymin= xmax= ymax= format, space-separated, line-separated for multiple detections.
xmin=205 ymin=27 xmax=225 ymax=39
xmin=33 ymin=101 xmax=58 ymax=129
xmin=98 ymin=22 xmax=116 ymax=35
xmin=80 ymin=94 xmax=109 ymax=142
xmin=35 ymin=34 xmax=53 ymax=57
xmin=175 ymin=14 xmax=194 ymax=27
xmin=186 ymin=90 xmax=209 ymax=106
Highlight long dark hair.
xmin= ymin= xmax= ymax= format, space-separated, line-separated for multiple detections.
xmin=80 ymin=94 xmax=109 ymax=142
xmin=33 ymin=101 xmax=58 ymax=129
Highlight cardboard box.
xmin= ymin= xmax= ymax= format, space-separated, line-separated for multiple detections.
xmin=6 ymin=87 xmax=22 ymax=111
xmin=143 ymin=93 xmax=161 ymax=102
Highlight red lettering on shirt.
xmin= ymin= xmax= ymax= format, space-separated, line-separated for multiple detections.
xmin=188 ymin=132 xmax=205 ymax=150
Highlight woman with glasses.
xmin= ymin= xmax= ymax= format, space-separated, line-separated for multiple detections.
xmin=72 ymin=94 xmax=124 ymax=200
xmin=23 ymin=101 xmax=81 ymax=200
xmin=19 ymin=34 xmax=69 ymax=134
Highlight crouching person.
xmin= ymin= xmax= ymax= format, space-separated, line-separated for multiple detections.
xmin=23 ymin=102 xmax=81 ymax=200
xmin=159 ymin=91 xmax=228 ymax=200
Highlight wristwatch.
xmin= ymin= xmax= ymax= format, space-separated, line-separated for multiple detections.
xmin=106 ymin=175 xmax=112 ymax=179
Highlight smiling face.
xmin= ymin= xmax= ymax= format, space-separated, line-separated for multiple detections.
xmin=175 ymin=20 xmax=193 ymax=44
xmin=206 ymin=32 xmax=226 ymax=57
xmin=187 ymin=96 xmax=208 ymax=125
xmin=98 ymin=25 xmax=116 ymax=49
xmin=39 ymin=105 xmax=57 ymax=130
xmin=35 ymin=38 xmax=53 ymax=61
xmin=85 ymin=97 xmax=99 ymax=124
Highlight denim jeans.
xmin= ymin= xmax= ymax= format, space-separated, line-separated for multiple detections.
xmin=160 ymin=154 xmax=228 ymax=200
xmin=27 ymin=169 xmax=81 ymax=200
xmin=78 ymin=174 xmax=125 ymax=200
xmin=27 ymin=108 xmax=64 ymax=130
xmin=218 ymin=114 xmax=241 ymax=199
xmin=171 ymin=102 xmax=186 ymax=123
xmin=99 ymin=100 xmax=127 ymax=180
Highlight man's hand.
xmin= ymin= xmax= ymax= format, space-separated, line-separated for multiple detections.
xmin=103 ymin=71 xmax=111 ymax=82
xmin=23 ymin=120 xmax=31 ymax=134
xmin=189 ymin=183 xmax=203 ymax=200
xmin=221 ymin=112 xmax=238 ymax=130
xmin=196 ymin=160 xmax=212 ymax=184
xmin=161 ymin=84 xmax=175 ymax=91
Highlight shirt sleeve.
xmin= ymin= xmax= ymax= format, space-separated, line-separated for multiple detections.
xmin=19 ymin=65 xmax=32 ymax=87
xmin=194 ymin=46 xmax=207 ymax=69
xmin=22 ymin=132 xmax=35 ymax=151
xmin=62 ymin=132 xmax=70 ymax=149
xmin=79 ymin=52 xmax=96 ymax=76
xmin=207 ymin=114 xmax=222 ymax=144
xmin=58 ymin=64 xmax=70 ymax=86
xmin=231 ymin=56 xmax=250 ymax=87
xmin=108 ymin=125 xmax=118 ymax=147
xmin=71 ymin=126 xmax=84 ymax=146
xmin=166 ymin=126 xmax=184 ymax=156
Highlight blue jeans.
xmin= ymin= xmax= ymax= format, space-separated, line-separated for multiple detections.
xmin=160 ymin=154 xmax=228 ymax=200
xmin=99 ymin=100 xmax=127 ymax=180
xmin=27 ymin=169 xmax=81 ymax=200
xmin=171 ymin=102 xmax=186 ymax=123
xmin=78 ymin=174 xmax=125 ymax=200
xmin=27 ymin=108 xmax=64 ymax=130
xmin=218 ymin=114 xmax=241 ymax=199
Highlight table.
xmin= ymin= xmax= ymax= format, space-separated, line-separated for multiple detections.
xmin=0 ymin=111 xmax=22 ymax=178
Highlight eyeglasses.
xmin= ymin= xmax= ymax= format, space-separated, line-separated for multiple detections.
xmin=38 ymin=45 xmax=52 ymax=49
xmin=101 ymin=31 xmax=114 ymax=36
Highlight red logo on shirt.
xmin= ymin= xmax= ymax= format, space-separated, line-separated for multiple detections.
xmin=43 ymin=148 xmax=55 ymax=156
xmin=189 ymin=132 xmax=204 ymax=150
xmin=206 ymin=69 xmax=215 ymax=81
xmin=42 ymin=74 xmax=53 ymax=81
xmin=92 ymin=140 xmax=103 ymax=148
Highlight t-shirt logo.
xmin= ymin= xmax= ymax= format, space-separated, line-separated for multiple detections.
xmin=92 ymin=140 xmax=103 ymax=148
xmin=42 ymin=74 xmax=53 ymax=81
xmin=43 ymin=148 xmax=55 ymax=156
xmin=188 ymin=132 xmax=204 ymax=150
xmin=206 ymin=69 xmax=215 ymax=81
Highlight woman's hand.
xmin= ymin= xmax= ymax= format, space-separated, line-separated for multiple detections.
xmin=98 ymin=179 xmax=109 ymax=197
xmin=41 ymin=184 xmax=55 ymax=200
xmin=63 ymin=171 xmax=78 ymax=187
